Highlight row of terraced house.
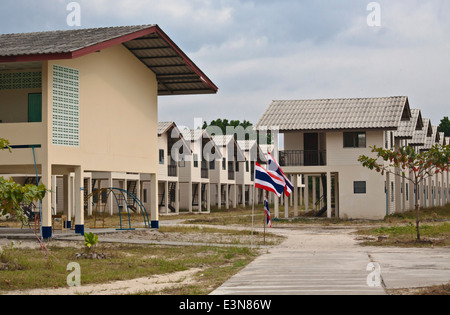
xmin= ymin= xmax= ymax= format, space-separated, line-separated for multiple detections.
xmin=0 ymin=26 xmax=449 ymax=239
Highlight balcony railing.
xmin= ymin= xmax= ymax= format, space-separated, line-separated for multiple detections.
xmin=279 ymin=150 xmax=327 ymax=166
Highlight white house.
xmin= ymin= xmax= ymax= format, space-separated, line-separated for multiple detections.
xmin=178 ymin=129 xmax=222 ymax=213
xmin=157 ymin=122 xmax=191 ymax=214
xmin=210 ymin=135 xmax=246 ymax=209
xmin=0 ymin=25 xmax=217 ymax=237
xmin=256 ymin=96 xmax=420 ymax=220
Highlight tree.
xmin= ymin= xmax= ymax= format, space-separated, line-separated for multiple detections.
xmin=438 ymin=117 xmax=450 ymax=137
xmin=202 ymin=119 xmax=272 ymax=144
xmin=0 ymin=137 xmax=47 ymax=224
xmin=358 ymin=144 xmax=450 ymax=241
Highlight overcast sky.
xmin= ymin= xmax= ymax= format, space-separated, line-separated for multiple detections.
xmin=1 ymin=0 xmax=449 ymax=129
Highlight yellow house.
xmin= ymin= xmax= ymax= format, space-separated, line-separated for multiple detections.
xmin=0 ymin=25 xmax=218 ymax=238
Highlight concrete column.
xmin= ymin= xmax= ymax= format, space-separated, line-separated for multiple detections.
xmin=150 ymin=173 xmax=159 ymax=229
xmin=294 ymin=175 xmax=299 ymax=217
xmin=241 ymin=184 xmax=246 ymax=207
xmin=164 ymin=181 xmax=169 ymax=214
xmin=108 ymin=174 xmax=113 ymax=215
xmin=136 ymin=179 xmax=141 ymax=214
xmin=327 ymin=172 xmax=332 ymax=218
xmin=87 ymin=176 xmax=93 ymax=216
xmin=41 ymin=162 xmax=52 ymax=239
xmin=217 ymin=183 xmax=222 ymax=209
xmin=334 ymin=173 xmax=339 ymax=218
xmin=198 ymin=183 xmax=202 ymax=212
xmin=74 ymin=166 xmax=84 ymax=236
xmin=175 ymin=181 xmax=180 ymax=214
xmin=188 ymin=181 xmax=193 ymax=213
xmin=63 ymin=175 xmax=71 ymax=229
xmin=207 ymin=183 xmax=211 ymax=212
xmin=225 ymin=184 xmax=229 ymax=209
xmin=304 ymin=175 xmax=309 ymax=212
xmin=51 ymin=175 xmax=57 ymax=215
xmin=232 ymin=184 xmax=237 ymax=209
xmin=312 ymin=176 xmax=317 ymax=211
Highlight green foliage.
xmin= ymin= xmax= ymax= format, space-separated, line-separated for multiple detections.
xmin=0 ymin=177 xmax=47 ymax=223
xmin=358 ymin=144 xmax=450 ymax=240
xmin=0 ymin=138 xmax=11 ymax=153
xmin=0 ymin=137 xmax=47 ymax=223
xmin=84 ymin=232 xmax=99 ymax=252
xmin=202 ymin=119 xmax=272 ymax=144
xmin=438 ymin=116 xmax=450 ymax=137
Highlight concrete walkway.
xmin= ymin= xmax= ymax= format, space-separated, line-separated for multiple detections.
xmin=211 ymin=226 xmax=450 ymax=295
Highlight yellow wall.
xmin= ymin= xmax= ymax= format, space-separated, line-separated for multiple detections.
xmin=46 ymin=44 xmax=158 ymax=174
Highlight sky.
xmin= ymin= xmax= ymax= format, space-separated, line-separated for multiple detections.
xmin=1 ymin=0 xmax=449 ymax=129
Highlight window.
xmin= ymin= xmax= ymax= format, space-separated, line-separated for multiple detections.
xmin=354 ymin=181 xmax=366 ymax=194
xmin=406 ymin=183 xmax=409 ymax=201
xmin=222 ymin=158 xmax=227 ymax=170
xmin=159 ymin=150 xmax=165 ymax=165
xmin=344 ymin=132 xmax=366 ymax=148
xmin=236 ymin=162 xmax=240 ymax=172
xmin=210 ymin=160 xmax=215 ymax=170
xmin=246 ymin=161 xmax=249 ymax=173
xmin=193 ymin=154 xmax=199 ymax=168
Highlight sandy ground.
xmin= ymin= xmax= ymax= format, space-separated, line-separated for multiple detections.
xmin=1 ymin=224 xmax=360 ymax=295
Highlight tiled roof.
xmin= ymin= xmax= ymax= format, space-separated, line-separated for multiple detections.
xmin=0 ymin=25 xmax=152 ymax=56
xmin=157 ymin=121 xmax=175 ymax=136
xmin=409 ymin=118 xmax=431 ymax=146
xmin=0 ymin=25 xmax=218 ymax=96
xmin=394 ymin=109 xmax=422 ymax=139
xmin=256 ymin=96 xmax=409 ymax=131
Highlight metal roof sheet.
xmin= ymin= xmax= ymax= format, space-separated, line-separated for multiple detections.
xmin=256 ymin=96 xmax=409 ymax=131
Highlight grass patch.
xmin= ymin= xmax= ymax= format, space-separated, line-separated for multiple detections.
xmin=0 ymin=243 xmax=259 ymax=294
xmin=387 ymin=283 xmax=450 ymax=295
xmin=357 ymin=222 xmax=450 ymax=247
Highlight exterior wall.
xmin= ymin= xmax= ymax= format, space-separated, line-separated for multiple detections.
xmin=46 ymin=44 xmax=158 ymax=174
xmin=282 ymin=129 xmax=388 ymax=220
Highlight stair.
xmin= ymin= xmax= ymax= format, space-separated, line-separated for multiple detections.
xmin=126 ymin=181 xmax=137 ymax=213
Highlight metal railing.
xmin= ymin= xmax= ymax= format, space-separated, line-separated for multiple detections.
xmin=279 ymin=150 xmax=327 ymax=166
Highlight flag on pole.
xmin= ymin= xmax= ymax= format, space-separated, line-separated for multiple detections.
xmin=267 ymin=153 xmax=293 ymax=197
xmin=254 ymin=162 xmax=285 ymax=197
xmin=264 ymin=196 xmax=272 ymax=228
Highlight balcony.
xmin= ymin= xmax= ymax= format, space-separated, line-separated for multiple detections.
xmin=279 ymin=150 xmax=327 ymax=167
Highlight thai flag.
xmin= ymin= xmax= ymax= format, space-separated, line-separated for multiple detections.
xmin=267 ymin=153 xmax=293 ymax=197
xmin=254 ymin=162 xmax=285 ymax=198
xmin=264 ymin=196 xmax=272 ymax=228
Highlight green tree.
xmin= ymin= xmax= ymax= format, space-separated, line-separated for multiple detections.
xmin=0 ymin=137 xmax=47 ymax=224
xmin=438 ymin=116 xmax=450 ymax=137
xmin=202 ymin=119 xmax=272 ymax=144
xmin=358 ymin=144 xmax=450 ymax=241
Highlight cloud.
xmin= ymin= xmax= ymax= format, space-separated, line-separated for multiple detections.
xmin=0 ymin=0 xmax=448 ymax=128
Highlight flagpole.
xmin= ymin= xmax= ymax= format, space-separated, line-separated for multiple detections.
xmin=264 ymin=193 xmax=266 ymax=246
xmin=251 ymin=162 xmax=256 ymax=249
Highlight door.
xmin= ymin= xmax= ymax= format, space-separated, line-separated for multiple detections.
xmin=304 ymin=133 xmax=319 ymax=166
xmin=28 ymin=93 xmax=42 ymax=123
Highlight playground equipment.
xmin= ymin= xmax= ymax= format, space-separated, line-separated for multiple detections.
xmin=84 ymin=187 xmax=151 ymax=230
